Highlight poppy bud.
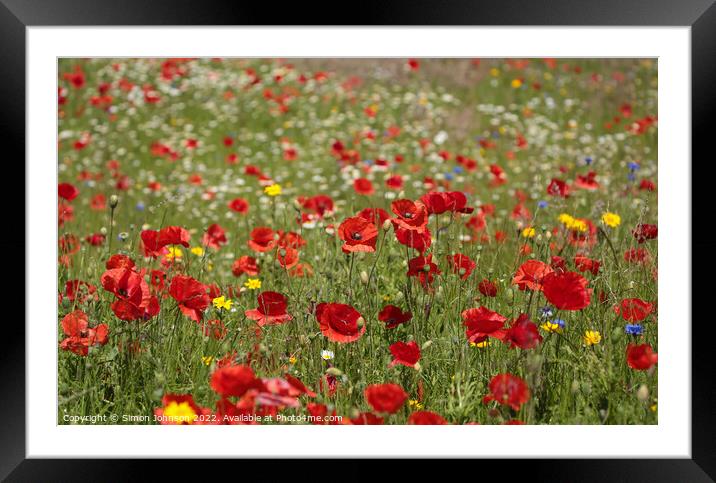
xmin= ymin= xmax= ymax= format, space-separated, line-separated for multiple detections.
xmin=382 ymin=219 xmax=392 ymax=231
xmin=326 ymin=367 xmax=343 ymax=377
xmin=545 ymin=231 xmax=552 ymax=239
xmin=637 ymin=384 xmax=649 ymax=402
xmin=356 ymin=317 xmax=365 ymax=329
xmin=571 ymin=380 xmax=580 ymax=394
xmin=413 ymin=362 xmax=422 ymax=371
xmin=109 ymin=194 xmax=119 ymax=208
xmin=423 ymin=264 xmax=431 ymax=272
xmin=421 ymin=340 xmax=433 ymax=350
xmin=100 ymin=227 xmax=107 ymax=235
xmin=360 ymin=271 xmax=369 ymax=284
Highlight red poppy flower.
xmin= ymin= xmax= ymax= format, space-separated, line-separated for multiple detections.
xmin=276 ymin=246 xmax=299 ymax=269
xmin=357 ymin=207 xmax=390 ymax=227
xmin=574 ymin=255 xmax=601 ymax=275
xmin=297 ymin=195 xmax=335 ymax=220
xmin=85 ymin=233 xmax=106 ymax=246
xmin=550 ymin=255 xmax=567 ymax=271
xmin=626 ymin=343 xmax=658 ymax=370
xmin=169 ymin=275 xmax=211 ymax=322
xmin=386 ymin=174 xmax=404 ymax=190
xmin=228 ymin=197 xmax=249 ymax=214
xmin=624 ymin=248 xmax=650 ymax=264
xmin=420 ymin=192 xmax=454 ymax=215
xmin=378 ymin=305 xmax=412 ymax=329
xmin=542 ymin=271 xmax=591 ymax=310
xmin=350 ymin=412 xmax=384 ymax=425
xmin=157 ymin=225 xmax=191 ymax=248
xmin=574 ymin=171 xmax=599 ymax=190
xmin=407 ymin=254 xmax=441 ymax=289
xmin=338 ymin=216 xmax=378 ymax=253
xmin=512 ymin=260 xmax=554 ymax=291
xmin=353 ymin=178 xmax=375 ymax=195
xmin=364 ymin=383 xmax=408 ymax=414
xmin=633 ymin=223 xmax=658 ymax=243
xmin=447 ymin=253 xmax=476 ymax=280
xmin=615 ymin=298 xmax=654 ymax=322
xmin=389 ymin=341 xmax=421 ymax=368
xmin=568 ymin=218 xmax=598 ymax=248
xmin=462 ymin=306 xmax=508 ymax=343
xmin=202 ymin=223 xmax=227 ymax=250
xmin=283 ymin=373 xmax=317 ymax=398
xmin=210 ymin=364 xmax=264 ymax=398
xmin=245 ymin=291 xmax=292 ymax=326
xmin=90 ymin=193 xmax=106 ymax=210
xmin=394 ymin=226 xmax=432 ymax=254
xmin=232 ymin=256 xmax=259 ymax=277
xmin=101 ymin=267 xmax=159 ymax=321
xmin=63 ymin=280 xmax=98 ymax=304
xmin=483 ymin=373 xmax=530 ymax=411
xmin=391 ymin=199 xmax=429 ymax=233
xmin=478 ymin=279 xmax=498 ymax=297
xmin=248 ymin=227 xmax=277 ymax=253
xmin=277 ymin=231 xmax=307 ymax=250
xmin=504 ymin=314 xmax=543 ymax=350
xmin=106 ymin=254 xmax=136 ymax=270
xmin=546 ymin=178 xmax=570 ymax=197
xmin=201 ymin=319 xmax=227 ymax=340
xmin=58 ymin=182 xmax=79 ymax=201
xmin=408 ymin=411 xmax=448 ymax=425
xmin=316 ymin=302 xmax=365 ymax=343
xmin=58 ymin=202 xmax=74 ymax=226
xmin=60 ymin=309 xmax=109 ymax=356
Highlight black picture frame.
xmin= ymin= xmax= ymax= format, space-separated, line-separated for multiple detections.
xmin=3 ymin=0 xmax=713 ymax=480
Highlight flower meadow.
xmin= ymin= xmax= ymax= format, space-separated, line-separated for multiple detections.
xmin=58 ymin=58 xmax=658 ymax=425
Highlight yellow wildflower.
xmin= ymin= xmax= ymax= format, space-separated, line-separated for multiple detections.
xmin=264 ymin=183 xmax=282 ymax=196
xmin=470 ymin=340 xmax=492 ymax=348
xmin=244 ymin=278 xmax=262 ymax=290
xmin=541 ymin=321 xmax=564 ymax=334
xmin=408 ymin=399 xmax=424 ymax=410
xmin=601 ymin=212 xmax=621 ymax=228
xmin=583 ymin=330 xmax=602 ymax=346
xmin=162 ymin=401 xmax=197 ymax=424
xmin=212 ymin=296 xmax=233 ymax=311
xmin=201 ymin=356 xmax=214 ymax=366
xmin=191 ymin=246 xmax=205 ymax=256
xmin=511 ymin=78 xmax=523 ymax=88
xmin=522 ymin=227 xmax=536 ymax=238
xmin=165 ymin=246 xmax=183 ymax=260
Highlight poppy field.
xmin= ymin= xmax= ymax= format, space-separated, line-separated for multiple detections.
xmin=58 ymin=58 xmax=658 ymax=425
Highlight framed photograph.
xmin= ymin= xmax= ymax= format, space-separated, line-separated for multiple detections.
xmin=5 ymin=0 xmax=713 ymax=479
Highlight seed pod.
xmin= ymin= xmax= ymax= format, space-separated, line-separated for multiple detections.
xmin=109 ymin=195 xmax=119 ymax=208
xmin=326 ymin=367 xmax=343 ymax=377
xmin=637 ymin=384 xmax=649 ymax=402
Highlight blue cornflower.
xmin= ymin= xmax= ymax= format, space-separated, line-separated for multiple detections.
xmin=539 ymin=306 xmax=555 ymax=319
xmin=628 ymin=172 xmax=636 ymax=182
xmin=625 ymin=324 xmax=643 ymax=336
xmin=585 ymin=156 xmax=593 ymax=166
xmin=135 ymin=202 xmax=145 ymax=211
xmin=453 ymin=166 xmax=464 ymax=174
xmin=364 ymin=159 xmax=374 ymax=166
xmin=445 ymin=173 xmax=454 ymax=181
xmin=627 ymin=162 xmax=640 ymax=171
xmin=537 ymin=200 xmax=548 ymax=209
